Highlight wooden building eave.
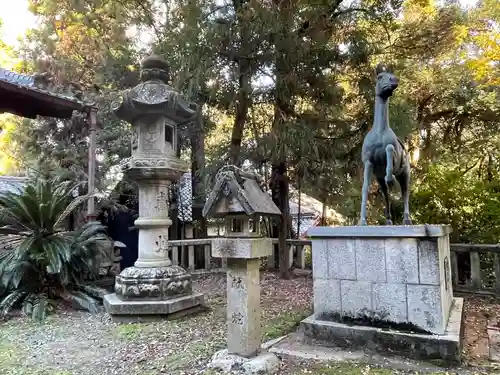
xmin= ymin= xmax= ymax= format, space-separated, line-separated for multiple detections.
xmin=0 ymin=79 xmax=92 ymax=119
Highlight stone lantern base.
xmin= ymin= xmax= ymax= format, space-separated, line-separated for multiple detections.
xmin=103 ymin=265 xmax=205 ymax=321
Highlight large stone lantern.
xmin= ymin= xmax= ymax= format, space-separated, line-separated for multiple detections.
xmin=103 ymin=54 xmax=204 ymax=319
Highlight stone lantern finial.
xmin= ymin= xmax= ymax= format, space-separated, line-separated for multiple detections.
xmin=140 ymin=54 xmax=171 ymax=83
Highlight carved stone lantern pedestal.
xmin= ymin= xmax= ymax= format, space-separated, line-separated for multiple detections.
xmin=203 ymin=166 xmax=281 ymax=374
xmin=103 ymin=54 xmax=204 ymax=320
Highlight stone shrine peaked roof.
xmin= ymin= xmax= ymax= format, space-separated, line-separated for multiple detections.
xmin=0 ymin=67 xmax=91 ymax=119
xmin=202 ymin=166 xmax=281 ymax=218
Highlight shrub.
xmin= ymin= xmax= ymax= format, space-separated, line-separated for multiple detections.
xmin=0 ymin=177 xmax=109 ymax=320
xmin=412 ymin=164 xmax=500 ymax=244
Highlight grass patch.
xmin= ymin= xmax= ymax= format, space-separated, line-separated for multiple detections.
xmin=263 ymin=309 xmax=311 ymax=340
xmin=304 ymin=363 xmax=393 ymax=374
xmin=296 ymin=362 xmax=453 ymax=374
xmin=0 ymin=342 xmax=23 ymax=371
xmin=138 ymin=338 xmax=223 ymax=375
xmin=294 ymin=362 xmax=486 ymax=374
xmin=115 ymin=323 xmax=148 ymax=340
xmin=0 ymin=338 xmax=73 ymax=375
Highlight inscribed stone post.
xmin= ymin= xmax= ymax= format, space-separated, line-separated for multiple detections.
xmin=227 ymin=258 xmax=261 ymax=357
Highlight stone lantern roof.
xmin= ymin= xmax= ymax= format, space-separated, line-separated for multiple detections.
xmin=202 ymin=165 xmax=281 ymax=218
xmin=112 ymin=54 xmax=197 ymax=124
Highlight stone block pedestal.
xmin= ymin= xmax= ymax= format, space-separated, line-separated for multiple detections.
xmin=304 ymin=225 xmax=464 ymax=362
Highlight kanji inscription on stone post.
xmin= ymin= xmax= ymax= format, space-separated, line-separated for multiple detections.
xmin=226 ymin=258 xmax=261 ymax=357
xmin=231 ymin=311 xmax=244 ymax=325
xmin=155 ymin=191 xmax=168 ymax=213
xmin=229 ymin=273 xmax=244 ymax=289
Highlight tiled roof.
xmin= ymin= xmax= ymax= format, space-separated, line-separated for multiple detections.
xmin=292 ymin=215 xmax=319 ymax=237
xmin=0 ymin=67 xmax=91 ymax=119
xmin=0 ymin=69 xmax=35 ymax=87
xmin=0 ymin=176 xmax=27 ymax=194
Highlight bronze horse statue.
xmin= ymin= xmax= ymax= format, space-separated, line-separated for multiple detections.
xmin=359 ymin=64 xmax=412 ymax=226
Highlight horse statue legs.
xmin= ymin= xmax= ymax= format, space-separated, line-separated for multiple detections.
xmin=359 ymin=144 xmax=412 ymax=226
xmin=359 ymin=161 xmax=372 ymax=226
xmin=397 ymin=160 xmax=412 ymax=225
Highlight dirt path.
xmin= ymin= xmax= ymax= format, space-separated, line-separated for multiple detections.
xmin=0 ymin=273 xmax=312 ymax=375
xmin=0 ymin=273 xmax=498 ymax=375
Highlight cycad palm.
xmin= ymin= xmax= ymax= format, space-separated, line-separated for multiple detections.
xmin=0 ymin=177 xmax=109 ymax=320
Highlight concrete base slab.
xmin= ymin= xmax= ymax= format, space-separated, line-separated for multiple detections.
xmin=267 ymin=333 xmax=473 ymax=373
xmin=103 ymin=292 xmax=205 ymax=321
xmin=300 ymin=297 xmax=464 ymax=364
xmin=209 ymin=349 xmax=280 ymax=374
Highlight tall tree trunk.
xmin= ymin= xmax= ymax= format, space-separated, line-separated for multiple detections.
xmin=228 ymin=0 xmax=252 ymax=166
xmin=270 ymin=0 xmax=294 ymax=279
xmin=270 ymin=161 xmax=291 ymax=279
xmin=191 ymin=105 xmax=207 ymax=237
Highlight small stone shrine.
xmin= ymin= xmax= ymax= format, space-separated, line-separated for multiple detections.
xmin=303 ymin=225 xmax=464 ymax=362
xmin=203 ymin=165 xmax=281 ymax=374
xmin=103 ymin=54 xmax=204 ymax=320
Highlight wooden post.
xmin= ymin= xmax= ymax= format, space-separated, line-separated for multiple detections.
xmin=470 ymin=251 xmax=481 ymax=289
xmin=171 ymin=246 xmax=179 ymax=265
xmin=267 ymin=243 xmax=277 ymax=270
xmin=186 ymin=225 xmax=195 ymax=271
xmin=494 ymin=253 xmax=500 ymax=291
xmin=87 ymin=108 xmax=97 ymax=221
xmin=204 ymin=244 xmax=211 ymax=270
xmin=296 ymin=245 xmax=305 ymax=269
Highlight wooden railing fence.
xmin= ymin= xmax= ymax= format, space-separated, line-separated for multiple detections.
xmin=102 ymin=238 xmax=500 ymax=296
xmin=450 ymin=244 xmax=500 ymax=295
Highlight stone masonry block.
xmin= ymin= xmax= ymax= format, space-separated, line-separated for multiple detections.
xmin=438 ymin=236 xmax=453 ymax=331
xmin=212 ymin=237 xmax=272 ymax=259
xmin=312 ymin=240 xmax=328 ymax=279
xmin=418 ymin=240 xmax=440 ymax=285
xmin=385 ymin=238 xmax=419 ymax=284
xmin=372 ymin=283 xmax=408 ymax=323
xmin=341 ymin=280 xmax=372 ymax=318
xmin=313 ymin=278 xmax=341 ymax=316
xmin=407 ymin=284 xmax=444 ymax=334
xmin=355 ymin=239 xmax=386 ymax=282
xmin=327 ymin=239 xmax=356 ymax=280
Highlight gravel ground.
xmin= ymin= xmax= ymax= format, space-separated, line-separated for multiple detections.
xmin=0 ymin=273 xmax=499 ymax=375
xmin=0 ymin=272 xmax=313 ymax=375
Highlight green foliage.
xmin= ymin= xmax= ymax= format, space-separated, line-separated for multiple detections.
xmin=412 ymin=164 xmax=500 ymax=243
xmin=0 ymin=177 xmax=109 ymax=320
xmin=6 ymin=0 xmax=141 ymax=202
xmin=3 ymin=0 xmax=499 ymax=247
